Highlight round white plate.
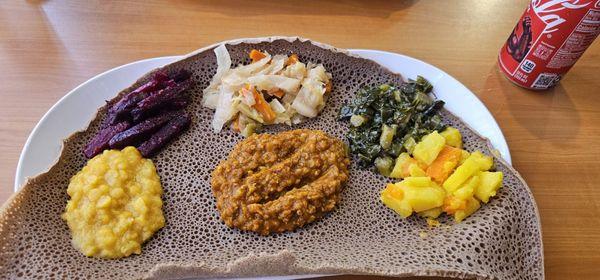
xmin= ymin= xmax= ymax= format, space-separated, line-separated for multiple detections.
xmin=14 ymin=49 xmax=511 ymax=192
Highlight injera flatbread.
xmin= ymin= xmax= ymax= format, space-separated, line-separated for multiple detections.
xmin=0 ymin=37 xmax=544 ymax=280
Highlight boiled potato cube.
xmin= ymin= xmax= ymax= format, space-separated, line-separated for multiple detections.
xmin=413 ymin=131 xmax=446 ymax=165
xmin=380 ymin=178 xmax=446 ymax=218
xmin=459 ymin=149 xmax=470 ymax=164
xmin=418 ymin=207 xmax=443 ymax=219
xmin=403 ymin=180 xmax=446 ymax=212
xmin=475 ymin=171 xmax=503 ymax=203
xmin=380 ymin=184 xmax=412 ymax=218
xmin=443 ymin=151 xmax=493 ymax=193
xmin=453 ymin=175 xmax=480 ymax=200
xmin=443 ymin=159 xmax=479 ymax=193
xmin=471 ymin=151 xmax=493 ymax=171
xmin=390 ymin=153 xmax=418 ymax=179
xmin=454 ymin=197 xmax=481 ymax=222
xmin=409 ymin=164 xmax=427 ymax=177
xmin=440 ymin=127 xmax=463 ymax=149
xmin=426 ymin=145 xmax=463 ymax=183
xmin=466 ymin=151 xmax=492 ymax=170
xmin=402 ymin=176 xmax=433 ymax=188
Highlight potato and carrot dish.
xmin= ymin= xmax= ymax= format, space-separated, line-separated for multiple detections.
xmin=380 ymin=128 xmax=503 ymax=223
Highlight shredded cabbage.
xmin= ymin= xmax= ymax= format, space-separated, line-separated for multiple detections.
xmin=202 ymin=46 xmax=331 ymax=135
xmin=202 ymin=89 xmax=220 ymax=109
xmin=203 ymin=44 xmax=232 ymax=109
xmin=269 ymin=99 xmax=286 ymax=114
xmin=283 ymin=62 xmax=307 ymax=80
xmin=211 ymin=85 xmax=236 ymax=132
xmin=247 ymin=75 xmax=301 ymax=93
xmin=257 ymin=54 xmax=286 ymax=75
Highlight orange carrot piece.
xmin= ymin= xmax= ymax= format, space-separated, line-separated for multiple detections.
xmin=426 ymin=145 xmax=463 ymax=183
xmin=286 ymin=54 xmax=299 ymax=66
xmin=443 ymin=195 xmax=466 ymax=214
xmin=250 ymin=86 xmax=276 ymax=123
xmin=268 ymin=89 xmax=285 ymax=98
xmin=249 ymin=49 xmax=266 ymax=63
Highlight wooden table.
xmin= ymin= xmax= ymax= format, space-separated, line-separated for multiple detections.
xmin=1 ymin=1 xmax=599 ymax=279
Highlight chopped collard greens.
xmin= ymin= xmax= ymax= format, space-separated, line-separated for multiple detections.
xmin=339 ymin=76 xmax=446 ymax=175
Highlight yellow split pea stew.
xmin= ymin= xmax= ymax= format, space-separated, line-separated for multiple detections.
xmin=62 ymin=147 xmax=164 ymax=259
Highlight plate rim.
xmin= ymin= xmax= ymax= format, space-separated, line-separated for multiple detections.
xmin=14 ymin=50 xmax=511 ymax=191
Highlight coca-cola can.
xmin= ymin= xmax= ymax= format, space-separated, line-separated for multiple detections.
xmin=498 ymin=0 xmax=600 ymax=90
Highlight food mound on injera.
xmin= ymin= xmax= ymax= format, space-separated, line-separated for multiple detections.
xmin=0 ymin=37 xmax=544 ymax=280
xmin=211 ymin=129 xmax=350 ymax=235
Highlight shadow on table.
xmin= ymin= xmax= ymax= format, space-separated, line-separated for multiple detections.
xmin=482 ymin=64 xmax=580 ymax=145
xmin=177 ymin=0 xmax=418 ymax=18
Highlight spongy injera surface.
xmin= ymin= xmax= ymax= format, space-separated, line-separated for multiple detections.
xmin=0 ymin=37 xmax=543 ymax=280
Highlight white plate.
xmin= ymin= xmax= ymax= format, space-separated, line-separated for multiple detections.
xmin=15 ymin=49 xmax=511 ymax=191
xmin=12 ymin=49 xmax=511 ymax=280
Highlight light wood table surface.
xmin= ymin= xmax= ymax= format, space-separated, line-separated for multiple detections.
xmin=1 ymin=1 xmax=599 ymax=279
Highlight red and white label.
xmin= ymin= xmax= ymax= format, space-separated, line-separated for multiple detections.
xmin=498 ymin=0 xmax=600 ymax=89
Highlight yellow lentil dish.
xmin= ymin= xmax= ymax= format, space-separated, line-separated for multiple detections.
xmin=62 ymin=147 xmax=164 ymax=259
xmin=211 ymin=129 xmax=350 ymax=235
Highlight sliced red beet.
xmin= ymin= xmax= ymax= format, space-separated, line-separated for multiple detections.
xmin=130 ymin=105 xmax=150 ymax=123
xmin=131 ymin=95 xmax=190 ymax=123
xmin=138 ymin=79 xmax=192 ymax=108
xmin=137 ymin=114 xmax=191 ymax=157
xmin=168 ymin=96 xmax=190 ymax=110
xmin=87 ymin=69 xmax=194 ymax=157
xmin=102 ymin=91 xmax=151 ymax=127
xmin=108 ymin=110 xmax=184 ymax=149
xmin=130 ymin=79 xmax=192 ymax=122
xmin=134 ymin=71 xmax=170 ymax=92
xmin=84 ymin=121 xmax=131 ymax=158
xmin=101 ymin=71 xmax=172 ymax=128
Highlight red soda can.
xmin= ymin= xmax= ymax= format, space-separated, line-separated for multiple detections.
xmin=498 ymin=0 xmax=600 ymax=90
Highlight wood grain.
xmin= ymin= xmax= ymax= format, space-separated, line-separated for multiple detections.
xmin=1 ymin=1 xmax=599 ymax=279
